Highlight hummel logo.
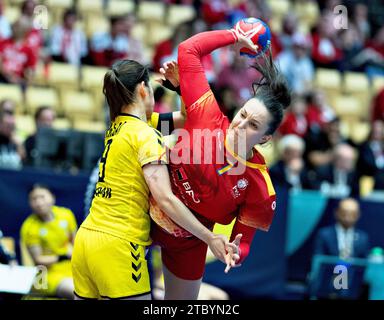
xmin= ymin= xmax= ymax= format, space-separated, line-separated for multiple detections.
xmin=132 ymin=261 xmax=142 ymax=272
xmin=130 ymin=242 xmax=139 ymax=251
xmin=131 ymin=252 xmax=140 ymax=261
xmin=132 ymin=273 xmax=142 ymax=283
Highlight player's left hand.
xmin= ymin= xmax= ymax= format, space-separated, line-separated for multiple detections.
xmin=224 ymin=234 xmax=242 ymax=273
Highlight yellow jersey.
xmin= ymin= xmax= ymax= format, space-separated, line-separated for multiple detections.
xmin=20 ymin=206 xmax=77 ymax=256
xmin=81 ymin=113 xmax=166 ymax=245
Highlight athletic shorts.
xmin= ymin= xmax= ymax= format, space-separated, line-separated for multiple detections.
xmin=151 ymin=219 xmax=214 ymax=281
xmin=71 ymin=227 xmax=150 ymax=299
xmin=31 ymin=260 xmax=72 ymax=296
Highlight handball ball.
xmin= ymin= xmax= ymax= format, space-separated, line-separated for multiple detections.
xmin=234 ymin=17 xmax=271 ymax=58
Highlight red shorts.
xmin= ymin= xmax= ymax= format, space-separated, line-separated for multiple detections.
xmin=151 ymin=218 xmax=215 ymax=281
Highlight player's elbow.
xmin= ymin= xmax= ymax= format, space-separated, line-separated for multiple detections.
xmin=178 ymin=39 xmax=199 ymax=62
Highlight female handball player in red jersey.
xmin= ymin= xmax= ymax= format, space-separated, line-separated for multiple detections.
xmin=150 ymin=27 xmax=291 ymax=299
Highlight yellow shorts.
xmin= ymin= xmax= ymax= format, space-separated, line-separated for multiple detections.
xmin=71 ymin=227 xmax=150 ymax=299
xmin=32 ymin=260 xmax=72 ymax=296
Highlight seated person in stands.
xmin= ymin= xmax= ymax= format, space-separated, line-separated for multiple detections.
xmin=0 ymin=17 xmax=36 ymax=85
xmin=20 ymin=184 xmax=77 ymax=299
xmin=304 ymin=116 xmax=351 ymax=169
xmin=0 ymin=100 xmax=23 ymax=169
xmin=305 ymin=89 xmax=336 ymax=133
xmin=278 ymin=95 xmax=308 ymax=138
xmin=49 ymin=9 xmax=88 ymax=66
xmin=316 ymin=143 xmax=360 ymax=197
xmin=356 ymin=120 xmax=384 ymax=191
xmin=23 ymin=106 xmax=56 ymax=166
xmin=314 ymin=198 xmax=370 ymax=259
xmin=90 ymin=14 xmax=145 ymax=67
xmin=269 ymin=134 xmax=318 ymax=190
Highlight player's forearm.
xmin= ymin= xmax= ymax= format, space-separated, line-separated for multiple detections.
xmin=179 ymin=30 xmax=238 ymax=60
xmin=230 ymin=221 xmax=256 ymax=264
xmin=156 ymin=194 xmax=213 ymax=244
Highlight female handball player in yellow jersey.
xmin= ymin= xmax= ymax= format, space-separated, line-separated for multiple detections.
xmin=71 ymin=60 xmax=236 ymax=300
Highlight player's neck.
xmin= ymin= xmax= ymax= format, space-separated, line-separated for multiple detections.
xmin=121 ymin=104 xmax=147 ymax=122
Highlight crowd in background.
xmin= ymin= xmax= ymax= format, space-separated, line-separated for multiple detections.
xmin=0 ymin=0 xmax=383 ymax=197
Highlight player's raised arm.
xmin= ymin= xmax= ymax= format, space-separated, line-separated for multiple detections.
xmin=177 ymin=29 xmax=257 ymax=108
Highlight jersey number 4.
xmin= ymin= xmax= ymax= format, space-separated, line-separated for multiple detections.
xmin=98 ymin=139 xmax=113 ymax=182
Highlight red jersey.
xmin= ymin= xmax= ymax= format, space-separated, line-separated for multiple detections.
xmin=150 ymin=30 xmax=277 ymax=263
xmin=169 ymin=90 xmax=276 ymax=231
xmin=0 ymin=38 xmax=36 ymax=78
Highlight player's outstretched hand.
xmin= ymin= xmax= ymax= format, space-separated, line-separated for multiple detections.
xmin=156 ymin=60 xmax=180 ymax=88
xmin=224 ymin=234 xmax=242 ymax=273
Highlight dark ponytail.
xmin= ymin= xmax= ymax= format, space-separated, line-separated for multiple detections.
xmin=103 ymin=60 xmax=150 ymax=121
xmin=251 ymin=49 xmax=291 ymax=135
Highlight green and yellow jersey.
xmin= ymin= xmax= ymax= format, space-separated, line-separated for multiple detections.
xmin=20 ymin=206 xmax=77 ymax=256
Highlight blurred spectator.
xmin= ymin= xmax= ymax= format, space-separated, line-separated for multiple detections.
xmin=311 ymin=13 xmax=343 ymax=69
xmin=339 ymin=25 xmax=365 ymax=72
xmin=216 ymin=54 xmax=260 ymax=105
xmin=20 ymin=184 xmax=76 ymax=299
xmin=212 ymin=85 xmax=237 ymax=120
xmin=153 ymin=21 xmax=194 ymax=72
xmin=372 ymin=87 xmax=384 ymax=122
xmin=90 ymin=14 xmax=145 ymax=67
xmin=278 ymin=13 xmax=299 ymax=51
xmin=20 ymin=0 xmax=44 ymax=61
xmin=304 ymin=117 xmax=348 ymax=169
xmin=0 ymin=0 xmax=11 ymax=40
xmin=278 ymin=95 xmax=308 ymax=137
xmin=276 ymin=32 xmax=314 ymax=95
xmin=352 ymin=3 xmax=371 ymax=42
xmin=314 ymin=197 xmax=370 ymax=259
xmin=49 ymin=9 xmax=87 ymax=66
xmin=154 ymin=86 xmax=172 ymax=114
xmin=201 ymin=0 xmax=230 ymax=27
xmin=317 ymin=143 xmax=359 ymax=197
xmin=306 ymin=89 xmax=336 ymax=132
xmin=154 ymin=19 xmax=220 ymax=82
xmin=244 ymin=0 xmax=270 ymax=22
xmin=0 ymin=100 xmax=23 ymax=169
xmin=0 ymin=18 xmax=37 ymax=85
xmin=356 ymin=120 xmax=384 ymax=190
xmin=0 ymin=229 xmax=16 ymax=265
xmin=363 ymin=26 xmax=384 ymax=78
xmin=270 ymin=134 xmax=317 ymax=190
xmin=24 ymin=106 xmax=56 ymax=166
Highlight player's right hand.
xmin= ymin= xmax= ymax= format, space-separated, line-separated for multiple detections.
xmin=207 ymin=233 xmax=231 ymax=264
xmin=231 ymin=29 xmax=259 ymax=55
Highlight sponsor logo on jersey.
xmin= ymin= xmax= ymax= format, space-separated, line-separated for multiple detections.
xmin=182 ymin=181 xmax=200 ymax=204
